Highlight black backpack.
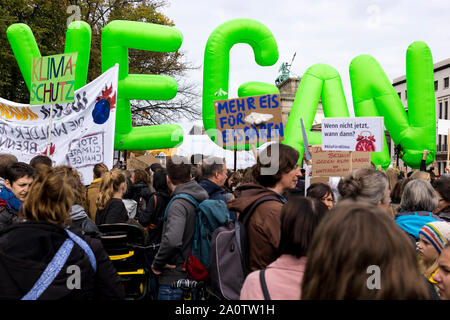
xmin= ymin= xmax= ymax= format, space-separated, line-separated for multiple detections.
xmin=209 ymin=195 xmax=282 ymax=300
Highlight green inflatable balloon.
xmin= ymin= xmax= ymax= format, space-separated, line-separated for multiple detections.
xmin=237 ymin=81 xmax=279 ymax=98
xmin=282 ymin=64 xmax=350 ymax=162
xmin=202 ymin=18 xmax=279 ymax=150
xmin=101 ymin=20 xmax=184 ymax=150
xmin=350 ymin=41 xmax=436 ymax=169
xmin=7 ymin=21 xmax=91 ymax=91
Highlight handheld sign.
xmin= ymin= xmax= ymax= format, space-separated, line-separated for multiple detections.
xmin=31 ymin=53 xmax=78 ymax=105
xmin=214 ymin=94 xmax=284 ymax=149
xmin=321 ymin=117 xmax=384 ymax=152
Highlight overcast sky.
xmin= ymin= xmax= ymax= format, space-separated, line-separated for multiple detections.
xmin=162 ymin=0 xmax=450 ymax=125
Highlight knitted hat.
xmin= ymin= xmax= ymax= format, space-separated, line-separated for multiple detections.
xmin=419 ymin=221 xmax=450 ymax=254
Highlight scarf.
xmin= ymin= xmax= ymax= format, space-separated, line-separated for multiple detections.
xmin=0 ymin=187 xmax=23 ymax=211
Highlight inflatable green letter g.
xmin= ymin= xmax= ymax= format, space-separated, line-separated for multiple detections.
xmin=202 ymin=18 xmax=279 ymax=150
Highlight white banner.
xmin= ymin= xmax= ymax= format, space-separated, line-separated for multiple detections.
xmin=322 ymin=117 xmax=384 ymax=152
xmin=0 ymin=65 xmax=118 ymax=185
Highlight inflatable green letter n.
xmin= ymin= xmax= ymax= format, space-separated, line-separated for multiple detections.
xmin=283 ymin=64 xmax=350 ymax=161
xmin=101 ymin=20 xmax=184 ymax=150
xmin=7 ymin=21 xmax=91 ymax=91
xmin=350 ymin=41 xmax=436 ymax=169
xmin=202 ymin=18 xmax=279 ymax=150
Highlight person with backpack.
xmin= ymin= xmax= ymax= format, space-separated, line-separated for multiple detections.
xmin=0 ymin=166 xmax=124 ymax=299
xmin=137 ymin=168 xmax=171 ymax=246
xmin=240 ymin=196 xmax=328 ymax=300
xmin=227 ymin=142 xmax=301 ymax=272
xmin=151 ymin=156 xmax=208 ymax=300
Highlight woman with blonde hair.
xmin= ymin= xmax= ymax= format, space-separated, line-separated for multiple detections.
xmin=301 ymin=200 xmax=431 ymax=299
xmin=0 ymin=166 xmax=124 ymax=299
xmin=95 ymin=169 xmax=128 ymax=225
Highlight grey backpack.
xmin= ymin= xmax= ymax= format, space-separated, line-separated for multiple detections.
xmin=209 ymin=195 xmax=281 ymax=300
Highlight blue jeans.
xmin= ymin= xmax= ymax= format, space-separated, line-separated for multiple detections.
xmin=157 ymin=285 xmax=183 ymax=300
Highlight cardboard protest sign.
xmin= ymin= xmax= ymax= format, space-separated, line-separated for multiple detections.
xmin=0 ymin=64 xmax=118 ymax=185
xmin=311 ymin=146 xmax=351 ymax=177
xmin=322 ymin=117 xmax=384 ymax=152
xmin=31 ymin=53 xmax=78 ymax=105
xmin=311 ymin=146 xmax=372 ymax=177
xmin=351 ymin=151 xmax=372 ymax=170
xmin=213 ymin=94 xmax=284 ymax=148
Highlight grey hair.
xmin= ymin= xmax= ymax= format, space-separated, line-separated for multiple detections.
xmin=338 ymin=168 xmax=389 ymax=206
xmin=200 ymin=157 xmax=225 ymax=179
xmin=400 ymin=179 xmax=438 ymax=212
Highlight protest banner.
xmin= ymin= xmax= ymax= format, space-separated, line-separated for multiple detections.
xmin=30 ymin=53 xmax=78 ymax=105
xmin=311 ymin=146 xmax=371 ymax=177
xmin=213 ymin=94 xmax=284 ymax=149
xmin=0 ymin=64 xmax=118 ymax=185
xmin=322 ymin=117 xmax=384 ymax=152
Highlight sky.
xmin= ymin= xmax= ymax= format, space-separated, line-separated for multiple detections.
xmin=161 ymin=0 xmax=450 ymax=128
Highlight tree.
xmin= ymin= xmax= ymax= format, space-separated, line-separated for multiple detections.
xmin=0 ymin=0 xmax=201 ymax=124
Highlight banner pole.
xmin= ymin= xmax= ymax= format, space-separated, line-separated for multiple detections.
xmin=46 ymin=104 xmax=54 ymax=157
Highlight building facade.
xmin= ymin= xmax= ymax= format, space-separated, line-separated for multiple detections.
xmin=392 ymin=58 xmax=450 ymax=174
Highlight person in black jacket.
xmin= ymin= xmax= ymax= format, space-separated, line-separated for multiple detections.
xmin=0 ymin=162 xmax=34 ymax=232
xmin=136 ymin=169 xmax=170 ymax=244
xmin=0 ymin=166 xmax=124 ymax=300
xmin=95 ymin=169 xmax=129 ymax=225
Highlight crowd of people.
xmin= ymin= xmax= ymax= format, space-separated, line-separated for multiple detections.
xmin=0 ymin=144 xmax=449 ymax=300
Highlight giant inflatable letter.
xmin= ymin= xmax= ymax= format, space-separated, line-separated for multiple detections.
xmin=7 ymin=21 xmax=91 ymax=91
xmin=350 ymin=41 xmax=436 ymax=169
xmin=202 ymin=18 xmax=279 ymax=150
xmin=283 ymin=64 xmax=350 ymax=161
xmin=101 ymin=20 xmax=184 ymax=150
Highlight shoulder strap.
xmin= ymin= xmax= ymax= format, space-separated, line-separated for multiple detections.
xmin=163 ymin=193 xmax=199 ymax=221
xmin=240 ymin=195 xmax=281 ymax=226
xmin=66 ymin=230 xmax=97 ymax=272
xmin=259 ymin=269 xmax=271 ymax=300
xmin=22 ymin=238 xmax=74 ymax=300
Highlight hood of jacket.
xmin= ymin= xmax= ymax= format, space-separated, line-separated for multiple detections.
xmin=0 ymin=187 xmax=22 ymax=211
xmin=171 ymin=180 xmax=209 ymax=203
xmin=227 ymin=183 xmax=282 ymax=214
xmin=69 ymin=205 xmax=89 ymax=221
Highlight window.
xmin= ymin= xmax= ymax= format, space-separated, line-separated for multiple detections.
xmin=445 ymin=77 xmax=449 ymax=89
xmin=435 ymin=80 xmax=438 ymax=91
xmin=397 ymin=92 xmax=401 ymax=99
xmin=446 ymin=101 xmax=449 ymax=119
xmin=438 ymin=135 xmax=441 ymax=151
xmin=440 ymin=102 xmax=443 ymax=119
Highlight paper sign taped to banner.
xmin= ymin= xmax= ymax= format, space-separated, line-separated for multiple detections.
xmin=30 ymin=53 xmax=78 ymax=105
xmin=322 ymin=117 xmax=384 ymax=152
